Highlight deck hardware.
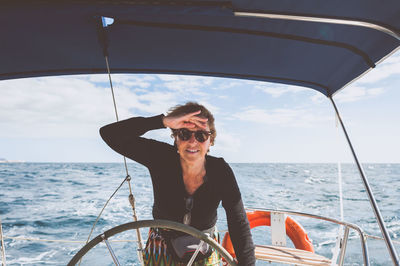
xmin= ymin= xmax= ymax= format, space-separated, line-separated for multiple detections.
xmin=271 ymin=212 xmax=287 ymax=247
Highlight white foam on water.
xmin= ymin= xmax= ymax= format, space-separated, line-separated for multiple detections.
xmin=6 ymin=250 xmax=58 ymax=265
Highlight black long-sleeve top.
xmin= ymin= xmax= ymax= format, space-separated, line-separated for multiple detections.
xmin=100 ymin=114 xmax=255 ymax=265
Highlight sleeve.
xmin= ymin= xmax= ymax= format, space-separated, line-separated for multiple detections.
xmin=99 ymin=114 xmax=172 ymax=168
xmin=221 ymin=160 xmax=256 ymax=266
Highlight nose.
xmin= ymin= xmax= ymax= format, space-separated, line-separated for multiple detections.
xmin=188 ymin=132 xmax=197 ymax=143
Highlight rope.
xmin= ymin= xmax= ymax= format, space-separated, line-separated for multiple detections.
xmin=104 ymin=54 xmax=144 ymax=258
xmin=105 ymin=56 xmax=130 ymax=178
xmin=0 ymin=217 xmax=6 ymax=266
xmin=336 ymin=114 xmax=344 ymax=221
xmin=331 ymin=113 xmax=345 ymax=265
xmin=85 ymin=175 xmax=129 ymax=245
xmin=365 ymin=234 xmax=400 ymax=245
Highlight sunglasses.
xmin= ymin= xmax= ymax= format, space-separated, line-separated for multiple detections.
xmin=175 ymin=128 xmax=212 ymax=143
xmin=183 ymin=196 xmax=194 ymax=225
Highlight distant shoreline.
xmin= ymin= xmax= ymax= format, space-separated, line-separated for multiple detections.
xmin=0 ymin=159 xmax=25 ymax=163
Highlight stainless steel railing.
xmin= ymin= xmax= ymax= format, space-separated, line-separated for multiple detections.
xmin=246 ymin=207 xmax=369 ymax=266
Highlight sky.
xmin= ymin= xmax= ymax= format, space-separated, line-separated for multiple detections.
xmin=1 ymin=50 xmax=400 ymax=163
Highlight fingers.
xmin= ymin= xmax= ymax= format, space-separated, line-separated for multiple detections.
xmin=193 ymin=119 xmax=208 ymax=129
xmin=179 ymin=110 xmax=208 ymax=129
xmin=166 ymin=110 xmax=209 ymax=130
xmin=187 ymin=114 xmax=207 ymax=129
xmin=183 ymin=110 xmax=201 ymax=118
xmin=180 ymin=119 xmax=207 ymax=130
xmin=183 ymin=110 xmax=206 ymax=120
xmin=182 ymin=122 xmax=196 ymax=129
xmin=190 ymin=116 xmax=207 ymax=123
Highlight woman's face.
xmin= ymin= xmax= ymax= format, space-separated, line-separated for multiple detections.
xmin=176 ymin=124 xmax=211 ymax=163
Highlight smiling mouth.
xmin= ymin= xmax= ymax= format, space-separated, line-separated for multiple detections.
xmin=186 ymin=149 xmax=200 ymax=154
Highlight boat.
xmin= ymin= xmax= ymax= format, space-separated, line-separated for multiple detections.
xmin=0 ymin=1 xmax=399 ymax=265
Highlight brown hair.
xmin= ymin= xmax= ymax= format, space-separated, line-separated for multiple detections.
xmin=167 ymin=102 xmax=216 ymax=145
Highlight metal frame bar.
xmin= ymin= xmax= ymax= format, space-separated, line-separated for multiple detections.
xmin=329 ymin=97 xmax=399 ymax=265
xmin=338 ymin=227 xmax=350 ymax=266
xmin=98 ymin=18 xmax=145 ymax=261
xmin=234 ymin=12 xmax=400 ymax=41
xmin=101 ymin=234 xmax=121 ymax=266
xmin=187 ymin=239 xmax=206 ymax=266
xmin=247 ymin=207 xmax=369 ymax=265
xmin=0 ymin=217 xmax=6 ymax=266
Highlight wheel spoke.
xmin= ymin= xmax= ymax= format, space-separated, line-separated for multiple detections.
xmin=102 ymin=234 xmax=121 ymax=266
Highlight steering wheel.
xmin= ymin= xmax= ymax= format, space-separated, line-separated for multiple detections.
xmin=68 ymin=219 xmax=237 ymax=265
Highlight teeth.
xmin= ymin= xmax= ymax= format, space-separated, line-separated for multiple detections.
xmin=187 ymin=149 xmax=198 ymax=153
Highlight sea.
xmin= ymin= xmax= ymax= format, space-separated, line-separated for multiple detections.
xmin=0 ymin=162 xmax=399 ymax=265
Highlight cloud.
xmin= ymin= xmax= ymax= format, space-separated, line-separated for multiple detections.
xmin=87 ymin=74 xmax=155 ymax=88
xmin=157 ymin=75 xmax=213 ymax=97
xmin=211 ymin=130 xmax=241 ymax=157
xmin=311 ymin=92 xmax=326 ymax=103
xmin=0 ymin=77 xmax=120 ymax=138
xmin=232 ymin=107 xmax=332 ymax=127
xmin=331 ymin=51 xmax=397 ymax=102
xmin=208 ymin=119 xmax=242 ymax=157
xmin=356 ymin=51 xmax=400 ymax=84
xmin=0 ymin=74 xmax=232 ymax=139
xmin=155 ymin=74 xmax=242 ymax=98
xmin=209 ymin=80 xmax=242 ymax=90
xmin=334 ymin=86 xmax=385 ymax=103
xmin=254 ymin=84 xmax=309 ymax=97
xmin=0 ymin=75 xmax=186 ymax=138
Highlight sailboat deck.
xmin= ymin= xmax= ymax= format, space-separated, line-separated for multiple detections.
xmin=255 ymin=245 xmax=332 ymax=265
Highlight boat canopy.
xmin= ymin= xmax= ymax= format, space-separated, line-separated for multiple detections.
xmin=1 ymin=0 xmax=399 ymax=96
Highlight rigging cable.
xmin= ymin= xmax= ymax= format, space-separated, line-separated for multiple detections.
xmin=104 ymin=54 xmax=144 ymax=253
xmin=80 ymin=16 xmax=144 ymax=265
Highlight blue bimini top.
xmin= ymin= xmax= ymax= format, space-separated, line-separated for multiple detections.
xmin=1 ymin=0 xmax=399 ymax=96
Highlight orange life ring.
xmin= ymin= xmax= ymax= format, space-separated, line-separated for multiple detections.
xmin=222 ymin=211 xmax=314 ymax=259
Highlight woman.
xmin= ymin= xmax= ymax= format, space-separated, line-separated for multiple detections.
xmin=100 ymin=102 xmax=255 ymax=265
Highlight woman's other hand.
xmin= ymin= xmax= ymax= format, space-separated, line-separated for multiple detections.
xmin=163 ymin=110 xmax=208 ymax=130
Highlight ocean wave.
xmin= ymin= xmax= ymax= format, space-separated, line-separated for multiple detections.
xmin=0 ymin=162 xmax=398 ymax=265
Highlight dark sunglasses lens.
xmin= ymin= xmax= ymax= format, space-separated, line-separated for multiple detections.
xmin=195 ymin=131 xmax=207 ymax=142
xmin=178 ymin=129 xmax=191 ymax=141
